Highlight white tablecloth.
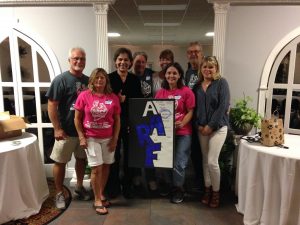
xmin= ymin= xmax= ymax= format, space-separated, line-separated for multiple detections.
xmin=236 ymin=134 xmax=300 ymax=225
xmin=0 ymin=133 xmax=49 ymax=224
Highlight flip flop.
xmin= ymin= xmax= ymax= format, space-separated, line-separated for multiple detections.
xmin=93 ymin=205 xmax=108 ymax=215
xmin=101 ymin=199 xmax=111 ymax=208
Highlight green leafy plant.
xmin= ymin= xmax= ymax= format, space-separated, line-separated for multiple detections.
xmin=229 ymin=95 xmax=261 ymax=134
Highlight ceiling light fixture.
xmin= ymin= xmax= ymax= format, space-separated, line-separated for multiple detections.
xmin=144 ymin=23 xmax=180 ymax=27
xmin=107 ymin=32 xmax=120 ymax=37
xmin=205 ymin=32 xmax=214 ymax=37
xmin=138 ymin=4 xmax=186 ymax=11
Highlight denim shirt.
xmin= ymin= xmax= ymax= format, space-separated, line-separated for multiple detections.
xmin=194 ymin=78 xmax=230 ymax=130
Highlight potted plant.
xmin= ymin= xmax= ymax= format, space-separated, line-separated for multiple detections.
xmin=229 ymin=95 xmax=261 ymax=135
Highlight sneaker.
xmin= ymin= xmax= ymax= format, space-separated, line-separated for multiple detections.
xmin=171 ymin=188 xmax=184 ymax=204
xmin=74 ymin=186 xmax=91 ymax=201
xmin=55 ymin=192 xmax=66 ymax=209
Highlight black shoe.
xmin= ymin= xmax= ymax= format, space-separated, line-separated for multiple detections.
xmin=133 ymin=184 xmax=147 ymax=198
xmin=148 ymin=181 xmax=158 ymax=192
xmin=107 ymin=188 xmax=121 ymax=199
xmin=105 ymin=183 xmax=121 ymax=199
xmin=159 ymin=183 xmax=171 ymax=197
xmin=122 ymin=185 xmax=134 ymax=199
xmin=171 ymin=188 xmax=184 ymax=204
xmin=74 ymin=186 xmax=92 ymax=201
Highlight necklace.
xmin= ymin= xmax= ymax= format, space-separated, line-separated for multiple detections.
xmin=202 ymin=81 xmax=211 ymax=87
xmin=119 ymin=73 xmax=127 ymax=82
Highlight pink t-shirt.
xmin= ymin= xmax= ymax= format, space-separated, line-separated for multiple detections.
xmin=75 ymin=90 xmax=121 ymax=139
xmin=155 ymin=86 xmax=195 ymax=135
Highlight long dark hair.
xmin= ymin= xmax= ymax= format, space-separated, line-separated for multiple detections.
xmin=161 ymin=62 xmax=184 ymax=90
xmin=113 ymin=47 xmax=133 ymax=62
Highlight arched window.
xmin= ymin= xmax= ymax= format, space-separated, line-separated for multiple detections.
xmin=259 ymin=27 xmax=300 ymax=135
xmin=0 ymin=26 xmax=61 ymax=175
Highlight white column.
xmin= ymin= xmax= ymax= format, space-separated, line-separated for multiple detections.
xmin=212 ymin=2 xmax=230 ymax=75
xmin=94 ymin=3 xmax=109 ymax=72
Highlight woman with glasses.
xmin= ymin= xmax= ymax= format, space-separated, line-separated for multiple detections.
xmin=193 ymin=56 xmax=230 ymax=208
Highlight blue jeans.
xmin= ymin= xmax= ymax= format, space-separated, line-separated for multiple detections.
xmin=173 ymin=135 xmax=192 ymax=187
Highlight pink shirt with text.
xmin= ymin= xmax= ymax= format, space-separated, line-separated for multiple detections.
xmin=155 ymin=86 xmax=195 ymax=135
xmin=75 ymin=90 xmax=121 ymax=139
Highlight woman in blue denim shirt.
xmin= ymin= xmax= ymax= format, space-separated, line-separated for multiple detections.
xmin=193 ymin=56 xmax=230 ymax=208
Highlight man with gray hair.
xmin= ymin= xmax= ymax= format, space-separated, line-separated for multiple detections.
xmin=185 ymin=41 xmax=204 ymax=89
xmin=46 ymin=47 xmax=91 ymax=209
xmin=184 ymin=42 xmax=204 ymax=192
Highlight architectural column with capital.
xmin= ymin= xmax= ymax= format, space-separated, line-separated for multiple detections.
xmin=212 ymin=2 xmax=229 ymax=75
xmin=94 ymin=3 xmax=109 ymax=72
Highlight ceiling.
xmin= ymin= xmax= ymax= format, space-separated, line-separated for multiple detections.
xmin=107 ymin=0 xmax=215 ymax=46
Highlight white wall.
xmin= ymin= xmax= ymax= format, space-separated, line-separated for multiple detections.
xmin=0 ymin=6 xmax=98 ymax=76
xmin=0 ymin=6 xmax=213 ymax=75
xmin=224 ymin=5 xmax=300 ymax=108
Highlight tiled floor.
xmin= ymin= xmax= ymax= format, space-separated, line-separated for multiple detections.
xmin=49 ymin=181 xmax=243 ymax=225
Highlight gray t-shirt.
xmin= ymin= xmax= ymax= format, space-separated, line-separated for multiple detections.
xmin=46 ymin=71 xmax=89 ymax=136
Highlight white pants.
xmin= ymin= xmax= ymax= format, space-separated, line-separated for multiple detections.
xmin=198 ymin=126 xmax=228 ymax=191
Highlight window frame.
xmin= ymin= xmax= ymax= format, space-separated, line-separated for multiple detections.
xmin=259 ymin=26 xmax=300 ymax=134
xmin=0 ymin=24 xmax=61 ymax=175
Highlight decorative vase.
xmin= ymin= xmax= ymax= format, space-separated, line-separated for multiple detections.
xmin=231 ymin=123 xmax=253 ymax=136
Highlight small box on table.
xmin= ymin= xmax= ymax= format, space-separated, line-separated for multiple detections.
xmin=0 ymin=115 xmax=27 ymax=140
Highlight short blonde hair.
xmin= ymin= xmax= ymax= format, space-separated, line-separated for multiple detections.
xmin=88 ymin=68 xmax=112 ymax=94
xmin=198 ymin=56 xmax=221 ymax=82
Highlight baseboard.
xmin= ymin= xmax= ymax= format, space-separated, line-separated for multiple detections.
xmin=69 ymin=177 xmax=91 ymax=189
xmin=66 ymin=167 xmax=75 ymax=178
xmin=67 ymin=167 xmax=91 ymax=189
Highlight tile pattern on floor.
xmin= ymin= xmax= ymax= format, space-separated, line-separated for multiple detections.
xmin=49 ymin=184 xmax=243 ymax=225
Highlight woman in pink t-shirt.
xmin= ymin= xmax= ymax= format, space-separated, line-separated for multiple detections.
xmin=74 ymin=68 xmax=121 ymax=215
xmin=155 ymin=62 xmax=195 ymax=204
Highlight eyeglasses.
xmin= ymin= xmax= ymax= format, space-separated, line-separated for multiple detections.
xmin=71 ymin=57 xmax=86 ymax=61
xmin=187 ymin=50 xmax=201 ymax=55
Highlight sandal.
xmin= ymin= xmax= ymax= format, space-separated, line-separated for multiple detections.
xmin=101 ymin=199 xmax=111 ymax=208
xmin=209 ymin=191 xmax=220 ymax=208
xmin=93 ymin=204 xmax=108 ymax=215
xmin=201 ymin=186 xmax=212 ymax=205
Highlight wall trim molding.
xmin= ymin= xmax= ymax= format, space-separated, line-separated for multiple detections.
xmin=0 ymin=0 xmax=115 ymax=6
xmin=208 ymin=0 xmax=300 ymax=5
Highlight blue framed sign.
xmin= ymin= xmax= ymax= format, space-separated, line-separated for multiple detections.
xmin=128 ymin=98 xmax=175 ymax=168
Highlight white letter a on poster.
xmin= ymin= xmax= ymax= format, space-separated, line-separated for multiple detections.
xmin=143 ymin=101 xmax=158 ymax=117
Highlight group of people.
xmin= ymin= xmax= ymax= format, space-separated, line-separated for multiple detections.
xmin=46 ymin=42 xmax=230 ymax=215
